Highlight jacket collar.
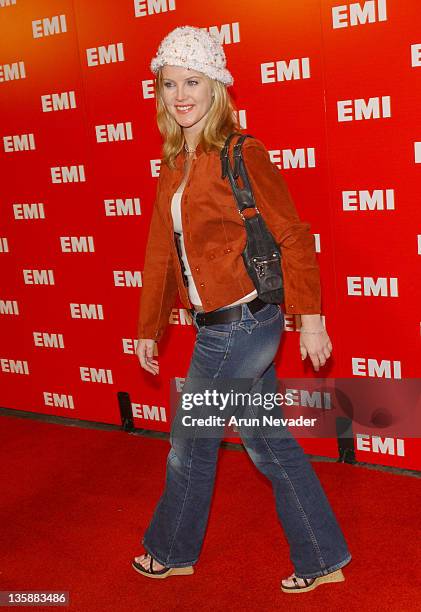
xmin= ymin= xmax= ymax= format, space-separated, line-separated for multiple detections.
xmin=195 ymin=141 xmax=204 ymax=156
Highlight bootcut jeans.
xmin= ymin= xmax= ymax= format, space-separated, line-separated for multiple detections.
xmin=141 ymin=301 xmax=352 ymax=579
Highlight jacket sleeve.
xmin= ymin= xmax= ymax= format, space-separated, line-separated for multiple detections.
xmin=136 ymin=188 xmax=179 ymax=342
xmin=242 ymin=139 xmax=321 ymax=314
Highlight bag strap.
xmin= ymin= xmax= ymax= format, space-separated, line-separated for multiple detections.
xmin=220 ymin=132 xmax=242 ymax=178
xmin=220 ymin=132 xmax=259 ymax=217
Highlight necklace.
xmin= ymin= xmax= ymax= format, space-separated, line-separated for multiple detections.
xmin=184 ymin=142 xmax=197 ymax=154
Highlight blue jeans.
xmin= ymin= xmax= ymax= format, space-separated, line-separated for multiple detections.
xmin=141 ymin=302 xmax=352 ymax=579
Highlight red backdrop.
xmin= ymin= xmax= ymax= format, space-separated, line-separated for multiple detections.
xmin=1 ymin=0 xmax=420 ymax=469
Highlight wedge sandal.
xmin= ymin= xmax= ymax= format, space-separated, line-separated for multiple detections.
xmin=281 ymin=568 xmax=345 ymax=593
xmin=132 ymin=553 xmax=194 ymax=579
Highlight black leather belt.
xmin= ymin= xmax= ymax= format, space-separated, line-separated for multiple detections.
xmin=191 ymin=296 xmax=267 ymax=327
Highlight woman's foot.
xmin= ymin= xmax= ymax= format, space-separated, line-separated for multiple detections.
xmin=281 ymin=568 xmax=345 ymax=593
xmin=281 ymin=573 xmax=315 ymax=588
xmin=131 ymin=552 xmax=194 ymax=579
xmin=134 ymin=552 xmax=167 ymax=572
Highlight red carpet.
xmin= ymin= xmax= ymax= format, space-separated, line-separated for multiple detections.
xmin=0 ymin=414 xmax=420 ymax=611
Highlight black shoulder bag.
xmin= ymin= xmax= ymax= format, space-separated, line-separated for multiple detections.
xmin=220 ymin=132 xmax=284 ymax=304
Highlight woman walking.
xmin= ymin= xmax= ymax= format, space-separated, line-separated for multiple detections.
xmin=133 ymin=26 xmax=352 ymax=593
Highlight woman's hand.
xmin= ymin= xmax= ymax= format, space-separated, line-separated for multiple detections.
xmin=136 ymin=338 xmax=159 ymax=375
xmin=299 ymin=314 xmax=332 ymax=372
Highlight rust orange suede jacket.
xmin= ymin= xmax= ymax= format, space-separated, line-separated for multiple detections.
xmin=137 ymin=134 xmax=321 ymax=341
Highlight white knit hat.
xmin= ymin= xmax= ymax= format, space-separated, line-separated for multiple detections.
xmin=150 ymin=25 xmax=234 ymax=86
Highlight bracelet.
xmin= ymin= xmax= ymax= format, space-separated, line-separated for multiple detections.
xmin=300 ymin=328 xmax=325 ymax=334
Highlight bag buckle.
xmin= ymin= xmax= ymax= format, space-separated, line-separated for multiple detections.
xmin=239 ymin=206 xmax=260 ymax=221
xmin=252 ymin=254 xmax=279 ymax=278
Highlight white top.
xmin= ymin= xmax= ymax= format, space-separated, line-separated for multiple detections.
xmin=170 ymin=186 xmax=257 ymax=308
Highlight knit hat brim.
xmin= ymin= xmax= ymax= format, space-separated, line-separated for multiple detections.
xmin=151 ymin=55 xmax=234 ymax=86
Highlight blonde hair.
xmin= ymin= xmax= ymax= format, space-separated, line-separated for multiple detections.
xmin=154 ymin=68 xmax=242 ymax=169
